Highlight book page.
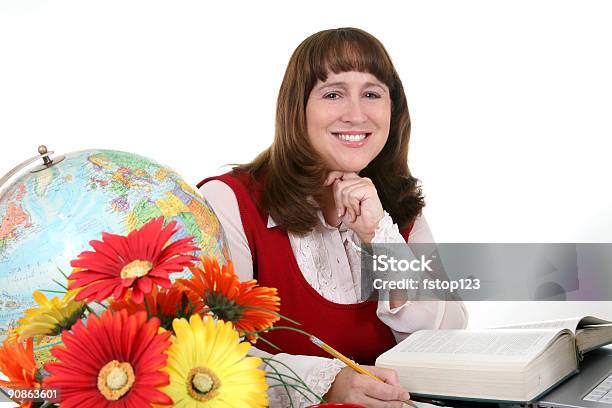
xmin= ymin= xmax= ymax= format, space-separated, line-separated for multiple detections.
xmin=493 ymin=316 xmax=611 ymax=333
xmin=398 ymin=329 xmax=563 ymax=359
xmin=576 ymin=325 xmax=612 ymax=354
xmin=493 ymin=317 xmax=584 ymax=332
xmin=579 ymin=316 xmax=612 ymax=328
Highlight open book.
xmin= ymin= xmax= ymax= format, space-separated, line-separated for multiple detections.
xmin=495 ymin=315 xmax=612 ymax=356
xmin=375 ymin=315 xmax=612 ymax=403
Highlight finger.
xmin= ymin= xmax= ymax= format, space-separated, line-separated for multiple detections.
xmin=342 ymin=179 xmax=376 ymax=217
xmin=338 ymin=182 xmax=360 ymax=217
xmin=350 ymin=196 xmax=361 ymax=217
xmin=341 ymin=182 xmax=371 ymax=217
xmin=339 ymin=171 xmax=360 ymax=180
xmin=333 ymin=180 xmax=356 ymax=217
xmin=353 ymin=374 xmax=408 ymax=404
xmin=325 ymin=171 xmax=362 ymax=186
xmin=332 ymin=179 xmax=346 ymax=217
xmin=365 ymin=380 xmax=410 ymax=403
xmin=333 ymin=178 xmax=364 ymax=216
xmin=324 ymin=171 xmax=346 ymax=186
xmin=344 ymin=207 xmax=357 ymax=223
xmin=367 ymin=366 xmax=401 ymax=387
xmin=366 ymin=367 xmax=410 ymax=400
xmin=342 ymin=191 xmax=361 ymax=218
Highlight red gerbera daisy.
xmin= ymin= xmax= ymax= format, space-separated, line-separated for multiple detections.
xmin=44 ymin=309 xmax=173 ymax=408
xmin=68 ymin=217 xmax=198 ymax=304
xmin=109 ymin=284 xmax=202 ymax=331
xmin=0 ymin=337 xmax=40 ymax=408
xmin=178 ymin=256 xmax=281 ymax=342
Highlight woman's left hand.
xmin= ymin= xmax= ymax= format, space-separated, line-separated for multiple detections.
xmin=324 ymin=171 xmax=384 ymax=243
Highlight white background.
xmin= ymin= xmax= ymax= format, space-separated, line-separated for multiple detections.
xmin=1 ymin=0 xmax=611 ymax=327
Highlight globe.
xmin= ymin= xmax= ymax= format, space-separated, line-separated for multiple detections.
xmin=0 ymin=149 xmax=229 ymax=340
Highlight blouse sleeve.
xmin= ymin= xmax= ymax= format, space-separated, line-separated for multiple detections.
xmin=372 ymin=213 xmax=469 ymax=342
xmin=199 ymin=180 xmax=254 ymax=282
xmin=248 ymin=347 xmax=346 ymax=407
xmin=198 ymin=180 xmax=345 ymax=407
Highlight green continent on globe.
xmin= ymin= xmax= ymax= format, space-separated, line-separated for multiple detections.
xmin=0 ymin=149 xmax=229 ymax=339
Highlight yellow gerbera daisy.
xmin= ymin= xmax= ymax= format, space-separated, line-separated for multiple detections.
xmin=16 ymin=290 xmax=86 ymax=340
xmin=158 ymin=314 xmax=268 ymax=408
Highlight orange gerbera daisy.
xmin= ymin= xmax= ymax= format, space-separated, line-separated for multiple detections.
xmin=0 ymin=337 xmax=40 ymax=408
xmin=179 ymin=256 xmax=280 ymax=341
xmin=109 ymin=284 xmax=202 ymax=331
xmin=68 ymin=217 xmax=198 ymax=304
xmin=44 ymin=309 xmax=173 ymax=408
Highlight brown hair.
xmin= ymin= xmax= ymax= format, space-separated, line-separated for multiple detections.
xmin=236 ymin=27 xmax=424 ymax=234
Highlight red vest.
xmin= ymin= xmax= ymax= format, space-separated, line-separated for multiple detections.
xmin=198 ymin=171 xmax=413 ymax=365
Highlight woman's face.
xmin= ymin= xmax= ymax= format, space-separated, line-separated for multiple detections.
xmin=306 ymin=71 xmax=391 ymax=173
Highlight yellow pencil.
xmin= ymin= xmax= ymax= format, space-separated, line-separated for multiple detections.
xmin=309 ymin=335 xmax=417 ymax=407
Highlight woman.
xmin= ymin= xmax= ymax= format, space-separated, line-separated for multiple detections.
xmin=199 ymin=27 xmax=467 ymax=407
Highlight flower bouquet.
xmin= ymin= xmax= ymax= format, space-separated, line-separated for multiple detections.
xmin=0 ymin=217 xmax=325 ymax=407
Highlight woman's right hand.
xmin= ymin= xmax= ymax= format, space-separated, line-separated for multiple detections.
xmin=323 ymin=366 xmax=411 ymax=407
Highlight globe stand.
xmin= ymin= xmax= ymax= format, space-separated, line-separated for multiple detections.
xmin=30 ymin=145 xmax=65 ymax=173
xmin=0 ymin=145 xmax=65 ymax=196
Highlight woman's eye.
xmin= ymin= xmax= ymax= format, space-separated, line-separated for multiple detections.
xmin=323 ymin=92 xmax=341 ymax=100
xmin=364 ymin=92 xmax=381 ymax=99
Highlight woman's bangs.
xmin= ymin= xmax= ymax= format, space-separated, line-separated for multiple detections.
xmin=313 ymin=31 xmax=395 ymax=87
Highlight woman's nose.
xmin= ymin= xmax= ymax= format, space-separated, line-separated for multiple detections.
xmin=341 ymin=97 xmax=367 ymax=124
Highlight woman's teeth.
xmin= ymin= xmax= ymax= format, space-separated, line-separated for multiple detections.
xmin=333 ymin=133 xmax=368 ymax=142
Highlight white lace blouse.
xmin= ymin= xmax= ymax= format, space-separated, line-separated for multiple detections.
xmin=199 ymin=180 xmax=468 ymax=407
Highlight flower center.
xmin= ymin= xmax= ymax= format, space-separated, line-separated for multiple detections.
xmin=187 ymin=367 xmax=221 ymax=402
xmin=107 ymin=368 xmax=127 ymax=389
xmin=193 ymin=373 xmax=213 ymax=393
xmin=97 ymin=360 xmax=135 ymax=400
xmin=120 ymin=260 xmax=153 ymax=279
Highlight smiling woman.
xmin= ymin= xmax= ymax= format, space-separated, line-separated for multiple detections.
xmin=197 ymin=27 xmax=468 ymax=407
xmin=228 ymin=28 xmax=420 ymax=237
xmin=306 ymin=71 xmax=391 ymax=174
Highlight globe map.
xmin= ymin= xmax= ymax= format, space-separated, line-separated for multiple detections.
xmin=0 ymin=149 xmax=229 ymax=340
